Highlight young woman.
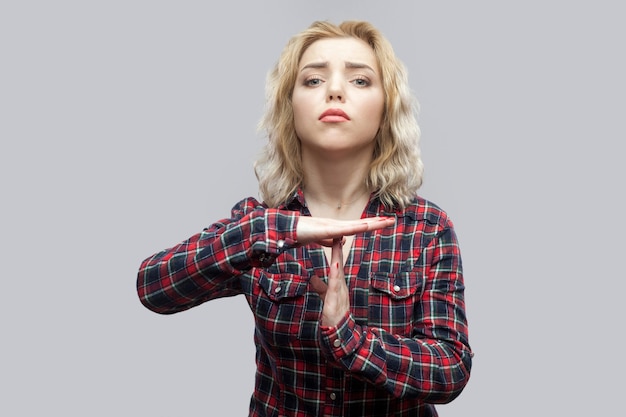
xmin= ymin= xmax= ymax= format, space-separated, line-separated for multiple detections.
xmin=137 ymin=20 xmax=472 ymax=417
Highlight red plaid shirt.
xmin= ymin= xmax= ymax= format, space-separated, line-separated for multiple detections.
xmin=137 ymin=189 xmax=472 ymax=416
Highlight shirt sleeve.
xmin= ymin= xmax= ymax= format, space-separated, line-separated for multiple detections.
xmin=318 ymin=221 xmax=472 ymax=403
xmin=136 ymin=198 xmax=299 ymax=314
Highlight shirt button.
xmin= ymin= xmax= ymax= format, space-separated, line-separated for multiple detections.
xmin=393 ymin=284 xmax=401 ymax=292
xmin=277 ymin=239 xmax=285 ymax=249
xmin=329 ymin=392 xmax=337 ymax=400
xmin=274 ymin=286 xmax=282 ymax=294
xmin=333 ymin=339 xmax=341 ymax=348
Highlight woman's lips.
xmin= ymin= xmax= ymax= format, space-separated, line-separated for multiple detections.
xmin=319 ymin=108 xmax=350 ymax=122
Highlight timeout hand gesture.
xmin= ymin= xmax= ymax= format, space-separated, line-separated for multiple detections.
xmin=298 ymin=216 xmax=395 ymax=327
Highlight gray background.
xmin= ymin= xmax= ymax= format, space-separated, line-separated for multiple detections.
xmin=2 ymin=1 xmax=624 ymax=415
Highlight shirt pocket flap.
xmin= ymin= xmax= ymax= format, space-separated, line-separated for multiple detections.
xmin=370 ymin=271 xmax=423 ymax=300
xmin=257 ymin=270 xmax=309 ymax=302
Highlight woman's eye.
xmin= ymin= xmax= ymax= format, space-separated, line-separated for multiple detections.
xmin=305 ymin=78 xmax=322 ymax=86
xmin=352 ymin=77 xmax=370 ymax=87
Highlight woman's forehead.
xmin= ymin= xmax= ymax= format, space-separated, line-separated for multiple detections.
xmin=299 ymin=38 xmax=377 ymax=70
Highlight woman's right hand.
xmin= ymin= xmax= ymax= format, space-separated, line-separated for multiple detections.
xmin=295 ymin=215 xmax=395 ymax=247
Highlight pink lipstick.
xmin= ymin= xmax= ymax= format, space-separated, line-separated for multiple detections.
xmin=319 ymin=108 xmax=350 ymax=122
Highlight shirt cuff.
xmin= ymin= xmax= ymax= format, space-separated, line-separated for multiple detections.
xmin=320 ymin=311 xmax=364 ymax=361
xmin=250 ymin=209 xmax=299 ymax=267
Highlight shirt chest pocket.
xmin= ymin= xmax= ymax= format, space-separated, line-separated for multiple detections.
xmin=255 ymin=256 xmax=309 ymax=302
xmin=368 ymin=271 xmax=424 ymax=337
xmin=253 ymin=269 xmax=309 ymax=346
xmin=257 ymin=271 xmax=309 ymax=301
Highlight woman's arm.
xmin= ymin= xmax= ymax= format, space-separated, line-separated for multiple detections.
xmin=136 ymin=198 xmax=299 ymax=314
xmin=136 ymin=199 xmax=394 ymax=315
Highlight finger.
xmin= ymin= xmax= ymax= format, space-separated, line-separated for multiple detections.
xmin=296 ymin=216 xmax=395 ymax=245
xmin=328 ymin=239 xmax=345 ymax=293
xmin=315 ymin=219 xmax=387 ymax=241
xmin=362 ymin=216 xmax=396 ymax=231
xmin=328 ymin=238 xmax=344 ymax=283
xmin=325 ymin=218 xmax=394 ymax=241
xmin=321 ymin=238 xmax=350 ymax=327
xmin=336 ymin=217 xmax=395 ymax=235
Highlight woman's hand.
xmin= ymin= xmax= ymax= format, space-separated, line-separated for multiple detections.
xmin=296 ymin=215 xmax=395 ymax=247
xmin=309 ymin=238 xmax=350 ymax=327
xmin=300 ymin=215 xmax=395 ymax=327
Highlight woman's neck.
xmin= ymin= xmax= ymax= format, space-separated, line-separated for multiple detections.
xmin=301 ymin=150 xmax=372 ymax=219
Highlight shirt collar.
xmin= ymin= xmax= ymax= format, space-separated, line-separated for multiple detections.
xmin=278 ymin=186 xmax=400 ymax=218
xmin=276 ymin=188 xmax=307 ymax=211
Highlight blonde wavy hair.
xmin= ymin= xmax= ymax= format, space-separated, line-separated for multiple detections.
xmin=255 ymin=20 xmax=423 ymax=209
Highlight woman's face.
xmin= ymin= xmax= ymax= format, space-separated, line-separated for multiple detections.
xmin=292 ymin=37 xmax=384 ymax=158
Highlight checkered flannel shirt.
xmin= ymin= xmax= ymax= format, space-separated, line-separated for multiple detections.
xmin=137 ymin=189 xmax=472 ymax=416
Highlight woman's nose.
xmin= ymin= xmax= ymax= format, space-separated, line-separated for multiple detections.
xmin=326 ymin=78 xmax=345 ymax=102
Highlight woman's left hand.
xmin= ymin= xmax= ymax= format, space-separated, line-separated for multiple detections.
xmin=309 ymin=238 xmax=350 ymax=327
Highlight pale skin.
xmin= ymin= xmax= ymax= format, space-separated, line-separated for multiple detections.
xmin=290 ymin=37 xmax=394 ymax=327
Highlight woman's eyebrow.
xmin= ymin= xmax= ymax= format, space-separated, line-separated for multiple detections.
xmin=345 ymin=62 xmax=376 ymax=73
xmin=300 ymin=62 xmax=328 ymax=72
xmin=300 ymin=61 xmax=376 ymax=73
